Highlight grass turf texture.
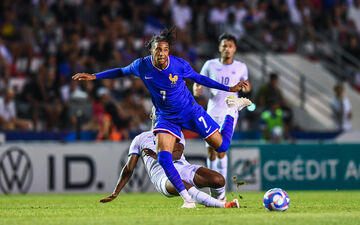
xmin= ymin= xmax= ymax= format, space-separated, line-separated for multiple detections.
xmin=0 ymin=191 xmax=359 ymax=225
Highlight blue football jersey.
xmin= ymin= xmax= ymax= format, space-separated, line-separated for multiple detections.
xmin=95 ymin=55 xmax=229 ymax=120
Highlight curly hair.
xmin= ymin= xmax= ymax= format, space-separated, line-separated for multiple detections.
xmin=145 ymin=27 xmax=176 ymax=50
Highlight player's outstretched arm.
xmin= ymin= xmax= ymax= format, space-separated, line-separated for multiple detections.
xmin=184 ymin=61 xmax=251 ymax=93
xmin=72 ymin=73 xmax=96 ymax=81
xmin=74 ymin=59 xmax=142 ymax=81
xmin=100 ymin=155 xmax=139 ymax=203
xmin=72 ymin=68 xmax=123 ymax=81
xmin=187 ymin=71 xmax=229 ymax=92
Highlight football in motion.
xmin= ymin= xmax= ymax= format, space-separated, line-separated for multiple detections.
xmin=263 ymin=188 xmax=290 ymax=211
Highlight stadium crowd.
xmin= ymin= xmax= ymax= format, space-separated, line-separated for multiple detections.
xmin=0 ymin=0 xmax=358 ymax=140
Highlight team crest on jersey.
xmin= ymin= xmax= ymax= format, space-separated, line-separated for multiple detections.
xmin=169 ymin=73 xmax=178 ymax=86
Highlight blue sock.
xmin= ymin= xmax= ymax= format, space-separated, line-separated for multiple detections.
xmin=216 ymin=115 xmax=234 ymax=153
xmin=158 ymin=151 xmax=186 ymax=193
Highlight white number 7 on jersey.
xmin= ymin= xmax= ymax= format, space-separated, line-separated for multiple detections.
xmin=198 ymin=116 xmax=208 ymax=128
xmin=160 ymin=90 xmax=166 ymax=101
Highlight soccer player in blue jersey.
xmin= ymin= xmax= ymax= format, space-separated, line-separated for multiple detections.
xmin=72 ymin=27 xmax=251 ymax=208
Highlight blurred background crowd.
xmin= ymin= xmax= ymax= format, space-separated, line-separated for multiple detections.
xmin=0 ymin=0 xmax=358 ymax=141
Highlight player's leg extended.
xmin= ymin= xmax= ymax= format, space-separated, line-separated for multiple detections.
xmin=165 ymin=180 xmax=238 ymax=208
xmin=205 ymin=97 xmax=252 ymax=153
xmin=156 ymin=132 xmax=194 ymax=207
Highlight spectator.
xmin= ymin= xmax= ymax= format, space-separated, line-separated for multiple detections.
xmin=171 ymin=0 xmax=192 ymax=32
xmin=230 ymin=0 xmax=248 ymax=24
xmin=348 ymin=0 xmax=360 ymax=34
xmin=91 ymin=87 xmax=130 ymax=141
xmin=345 ymin=36 xmax=360 ymax=62
xmin=209 ymin=1 xmax=229 ymax=35
xmin=0 ymin=37 xmax=12 ymax=91
xmin=353 ymin=70 xmax=360 ymax=92
xmin=67 ymin=85 xmax=93 ymax=131
xmin=256 ymin=73 xmax=294 ymax=130
xmin=0 ymin=88 xmax=31 ymax=130
xmin=21 ymin=66 xmax=63 ymax=130
xmin=156 ymin=0 xmax=172 ymax=28
xmin=89 ymin=34 xmax=114 ymax=67
xmin=209 ymin=1 xmax=229 ymax=25
xmin=331 ymin=84 xmax=352 ymax=131
xmin=255 ymin=0 xmax=268 ymax=23
xmin=328 ymin=2 xmax=348 ymax=42
xmin=256 ymin=73 xmax=285 ymax=110
xmin=223 ymin=13 xmax=245 ymax=40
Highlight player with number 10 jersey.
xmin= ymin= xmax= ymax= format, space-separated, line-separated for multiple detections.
xmin=201 ymin=58 xmax=248 ymax=125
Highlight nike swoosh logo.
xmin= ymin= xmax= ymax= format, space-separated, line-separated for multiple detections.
xmin=206 ymin=126 xmax=212 ymax=133
xmin=145 ymin=76 xmax=153 ymax=79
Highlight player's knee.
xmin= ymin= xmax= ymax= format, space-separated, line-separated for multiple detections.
xmin=215 ymin=140 xmax=230 ymax=153
xmin=211 ymin=174 xmax=225 ymax=188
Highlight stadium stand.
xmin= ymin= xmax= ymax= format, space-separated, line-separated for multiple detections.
xmin=0 ymin=0 xmax=359 ymax=141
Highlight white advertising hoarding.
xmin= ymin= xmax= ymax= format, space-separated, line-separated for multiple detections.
xmin=0 ymin=140 xmax=257 ymax=194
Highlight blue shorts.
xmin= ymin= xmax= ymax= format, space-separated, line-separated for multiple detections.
xmin=153 ymin=105 xmax=220 ymax=140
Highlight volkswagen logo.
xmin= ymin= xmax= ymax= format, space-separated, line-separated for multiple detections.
xmin=0 ymin=147 xmax=33 ymax=194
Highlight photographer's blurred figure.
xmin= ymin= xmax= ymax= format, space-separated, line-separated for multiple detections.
xmin=331 ymin=84 xmax=352 ymax=132
xmin=0 ymin=88 xmax=31 ymax=130
xmin=260 ymin=100 xmax=290 ymax=143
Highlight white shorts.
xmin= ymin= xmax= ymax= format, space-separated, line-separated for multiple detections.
xmin=152 ymin=160 xmax=202 ymax=197
xmin=176 ymin=162 xmax=202 ymax=188
xmin=152 ymin=172 xmax=173 ymax=197
xmin=205 ymin=114 xmax=238 ymax=148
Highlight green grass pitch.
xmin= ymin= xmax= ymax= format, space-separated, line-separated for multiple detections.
xmin=1 ymin=191 xmax=359 ymax=225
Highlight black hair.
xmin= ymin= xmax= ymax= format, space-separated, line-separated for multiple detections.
xmin=218 ymin=33 xmax=237 ymax=45
xmin=269 ymin=72 xmax=279 ymax=81
xmin=334 ymin=83 xmax=344 ymax=91
xmin=145 ymin=27 xmax=176 ymax=50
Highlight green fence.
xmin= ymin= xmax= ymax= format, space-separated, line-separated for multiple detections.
xmin=229 ymin=143 xmax=360 ymax=191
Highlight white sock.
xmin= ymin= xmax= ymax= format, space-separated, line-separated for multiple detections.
xmin=207 ymin=158 xmax=218 ymax=171
xmin=210 ymin=187 xmax=226 ymax=200
xmin=188 ymin=187 xmax=225 ymax=208
xmin=226 ymin=107 xmax=237 ymax=118
xmin=217 ymin=155 xmax=228 ymax=181
xmin=179 ymin=189 xmax=193 ymax=202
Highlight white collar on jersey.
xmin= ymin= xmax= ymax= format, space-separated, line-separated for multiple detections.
xmin=218 ymin=58 xmax=235 ymax=65
xmin=151 ymin=56 xmax=170 ymax=71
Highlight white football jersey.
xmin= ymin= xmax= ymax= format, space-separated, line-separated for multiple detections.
xmin=200 ymin=58 xmax=248 ymax=117
xmin=128 ymin=131 xmax=186 ymax=185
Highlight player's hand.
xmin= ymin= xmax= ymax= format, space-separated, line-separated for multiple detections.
xmin=193 ymin=83 xmax=203 ymax=97
xmin=143 ymin=149 xmax=157 ymax=159
xmin=100 ymin=194 xmax=117 ymax=203
xmin=229 ymin=81 xmax=248 ymax=92
xmin=72 ymin=73 xmax=96 ymax=81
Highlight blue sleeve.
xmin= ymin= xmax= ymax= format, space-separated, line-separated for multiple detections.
xmin=182 ymin=60 xmax=229 ymax=91
xmin=95 ymin=59 xmax=142 ymax=79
